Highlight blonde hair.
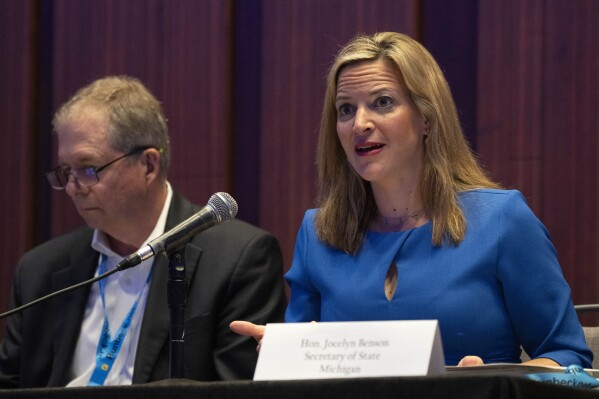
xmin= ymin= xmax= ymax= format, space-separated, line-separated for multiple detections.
xmin=53 ymin=75 xmax=171 ymax=176
xmin=315 ymin=32 xmax=499 ymax=254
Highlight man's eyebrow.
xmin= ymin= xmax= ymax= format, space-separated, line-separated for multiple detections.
xmin=58 ymin=154 xmax=97 ymax=167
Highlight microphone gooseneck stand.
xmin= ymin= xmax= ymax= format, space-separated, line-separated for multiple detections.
xmin=164 ymin=248 xmax=188 ymax=379
xmin=0 ymin=192 xmax=239 ymax=381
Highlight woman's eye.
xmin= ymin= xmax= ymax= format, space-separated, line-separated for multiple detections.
xmin=338 ymin=104 xmax=354 ymax=117
xmin=374 ymin=96 xmax=393 ymax=108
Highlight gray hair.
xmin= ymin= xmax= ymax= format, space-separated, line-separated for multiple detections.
xmin=52 ymin=75 xmax=171 ymax=176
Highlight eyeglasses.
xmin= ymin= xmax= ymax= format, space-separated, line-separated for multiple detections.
xmin=46 ymin=146 xmax=157 ymax=190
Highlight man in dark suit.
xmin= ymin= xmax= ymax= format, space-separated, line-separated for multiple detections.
xmin=0 ymin=76 xmax=287 ymax=388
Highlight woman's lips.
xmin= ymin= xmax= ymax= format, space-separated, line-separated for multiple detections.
xmin=355 ymin=143 xmax=384 ymax=156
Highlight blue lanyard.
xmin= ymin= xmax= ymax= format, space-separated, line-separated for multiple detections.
xmin=87 ymin=254 xmax=153 ymax=386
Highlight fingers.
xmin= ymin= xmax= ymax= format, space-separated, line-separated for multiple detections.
xmin=457 ymin=355 xmax=484 ymax=367
xmin=230 ymin=321 xmax=266 ymax=352
xmin=229 ymin=320 xmax=266 ymax=341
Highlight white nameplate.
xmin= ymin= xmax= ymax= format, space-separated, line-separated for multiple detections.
xmin=253 ymin=320 xmax=445 ymax=381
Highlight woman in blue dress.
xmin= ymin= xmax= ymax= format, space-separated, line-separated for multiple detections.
xmin=231 ymin=32 xmax=591 ymax=367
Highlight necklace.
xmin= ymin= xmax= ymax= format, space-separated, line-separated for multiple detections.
xmin=373 ymin=210 xmax=422 ymax=232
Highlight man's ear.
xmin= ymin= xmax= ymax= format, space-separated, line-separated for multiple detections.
xmin=142 ymin=148 xmax=161 ymax=181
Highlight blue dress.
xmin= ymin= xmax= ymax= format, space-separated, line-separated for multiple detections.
xmin=285 ymin=189 xmax=592 ymax=367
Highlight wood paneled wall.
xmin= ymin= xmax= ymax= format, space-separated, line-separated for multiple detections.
xmin=2 ymin=0 xmax=599 ymax=330
xmin=476 ymin=0 xmax=599 ymax=324
xmin=255 ymin=0 xmax=418 ymax=268
xmin=0 ymin=0 xmax=39 ymax=333
xmin=48 ymin=0 xmax=233 ymax=235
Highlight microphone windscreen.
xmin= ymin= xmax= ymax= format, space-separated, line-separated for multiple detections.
xmin=209 ymin=192 xmax=238 ymax=222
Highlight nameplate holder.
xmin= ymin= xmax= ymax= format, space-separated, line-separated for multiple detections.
xmin=253 ymin=320 xmax=445 ymax=381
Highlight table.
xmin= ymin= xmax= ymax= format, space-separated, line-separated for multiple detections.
xmin=1 ymin=375 xmax=598 ymax=399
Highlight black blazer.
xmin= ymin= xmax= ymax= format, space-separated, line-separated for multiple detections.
xmin=0 ymin=192 xmax=287 ymax=388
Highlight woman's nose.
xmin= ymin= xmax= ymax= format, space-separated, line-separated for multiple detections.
xmin=353 ymin=107 xmax=374 ymax=134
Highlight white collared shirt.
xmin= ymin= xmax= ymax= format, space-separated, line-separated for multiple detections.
xmin=67 ymin=182 xmax=173 ymax=387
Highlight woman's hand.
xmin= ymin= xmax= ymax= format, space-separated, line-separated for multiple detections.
xmin=457 ymin=355 xmax=559 ymax=367
xmin=457 ymin=355 xmax=484 ymax=366
xmin=230 ymin=320 xmax=266 ymax=351
xmin=521 ymin=358 xmax=560 ymax=367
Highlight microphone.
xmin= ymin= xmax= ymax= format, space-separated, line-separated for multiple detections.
xmin=0 ymin=192 xmax=237 ymax=319
xmin=0 ymin=193 xmax=237 ymax=320
xmin=117 ymin=192 xmax=238 ymax=271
